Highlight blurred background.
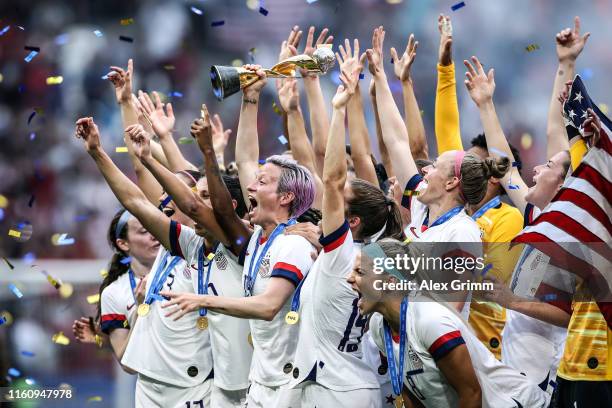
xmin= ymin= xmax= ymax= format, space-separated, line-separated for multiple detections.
xmin=0 ymin=0 xmax=611 ymax=406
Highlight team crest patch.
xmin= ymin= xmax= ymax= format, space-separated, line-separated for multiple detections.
xmin=184 ymin=265 xmax=193 ymax=279
xmin=216 ymin=252 xmax=228 ymax=270
xmin=259 ymin=255 xmax=271 ymax=277
xmin=408 ymin=346 xmax=423 ymax=370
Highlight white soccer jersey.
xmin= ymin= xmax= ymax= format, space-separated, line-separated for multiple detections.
xmin=290 ymin=221 xmax=380 ymax=391
xmin=369 ymin=298 xmax=548 ymax=408
xmin=240 ymin=224 xmax=315 ymax=387
xmin=169 ymin=221 xmax=252 ymax=391
xmin=100 ymin=271 xmax=139 ymax=334
xmin=121 ymin=247 xmax=213 ymax=387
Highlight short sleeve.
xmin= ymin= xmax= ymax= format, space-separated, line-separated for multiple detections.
xmin=169 ymin=221 xmax=203 ymax=265
xmin=270 ymin=235 xmax=315 ymax=287
xmin=100 ymin=286 xmax=129 ymax=334
xmin=319 ymin=221 xmax=355 ymax=278
xmin=402 ymin=175 xmax=428 ymax=229
xmin=417 ymin=305 xmax=466 ymax=362
xmin=368 ymin=313 xmax=385 ymax=355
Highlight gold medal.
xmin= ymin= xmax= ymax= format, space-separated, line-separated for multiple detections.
xmin=197 ymin=316 xmax=208 ymax=330
xmin=285 ymin=311 xmax=299 ymax=325
xmin=137 ymin=303 xmax=150 ymax=317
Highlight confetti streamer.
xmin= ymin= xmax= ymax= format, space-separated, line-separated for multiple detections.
xmin=190 ymin=6 xmax=203 ymax=15
xmin=116 ymin=146 xmax=128 ymax=153
xmin=52 ymin=331 xmax=70 ymax=346
xmin=259 ymin=7 xmax=269 ymax=16
xmin=525 ymin=44 xmax=540 ymax=52
xmin=21 ymin=351 xmax=35 ymax=357
xmin=3 ymin=257 xmax=14 ymax=269
xmin=451 ymin=1 xmax=465 ymax=11
xmin=278 ymin=135 xmax=288 ymax=145
xmin=27 ymin=195 xmax=35 ymax=208
xmin=178 ymin=137 xmax=194 ymax=144
xmin=480 ymin=263 xmax=493 ymax=277
xmin=211 ymin=20 xmax=225 ymax=27
xmin=88 ymin=396 xmax=103 ymax=403
xmin=8 ymin=283 xmax=23 ymax=299
xmin=24 ymin=46 xmax=40 ymax=52
xmin=46 ymin=76 xmax=63 ymax=85
xmin=87 ymin=294 xmax=100 ymax=304
xmin=120 ymin=18 xmax=134 ymax=25
xmin=42 ymin=270 xmax=61 ymax=290
xmin=169 ymin=91 xmax=183 ymax=98
xmin=93 ymin=30 xmax=103 ymax=37
xmin=119 ymin=35 xmax=134 ymax=43
xmin=8 ymin=368 xmax=20 ymax=377
xmin=24 ymin=50 xmax=38 ymax=63
xmin=8 ymin=229 xmax=21 ymax=238
xmin=0 ymin=26 xmax=10 ymax=36
xmin=27 ymin=111 xmax=36 ymax=124
xmin=51 ymin=233 xmax=75 ymax=246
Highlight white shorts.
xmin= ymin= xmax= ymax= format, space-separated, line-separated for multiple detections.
xmin=211 ymin=385 xmax=247 ymax=408
xmin=245 ymin=381 xmax=300 ymax=408
xmin=300 ymin=382 xmax=382 ymax=408
xmin=135 ymin=374 xmax=212 ymax=408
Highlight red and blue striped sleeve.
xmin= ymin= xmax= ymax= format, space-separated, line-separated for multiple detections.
xmin=271 ymin=262 xmax=304 ymax=286
xmin=428 ymin=330 xmax=465 ymax=361
xmin=319 ymin=220 xmax=350 ymax=253
xmin=100 ymin=313 xmax=129 ymax=334
xmin=402 ymin=174 xmax=424 ymax=209
xmin=169 ymin=220 xmax=184 ymax=258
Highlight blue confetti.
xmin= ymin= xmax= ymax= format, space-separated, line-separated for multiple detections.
xmin=120 ymin=256 xmax=132 ymax=265
xmin=24 ymin=50 xmax=38 ymax=63
xmin=258 ymin=159 xmax=265 ymax=165
xmin=541 ymin=293 xmax=557 ymax=301
xmin=8 ymin=283 xmax=23 ymax=299
xmin=211 ymin=20 xmax=225 ymax=27
xmin=307 ymin=0 xmax=318 ymax=3
xmin=451 ymin=1 xmax=465 ymax=11
xmin=259 ymin=7 xmax=269 ymax=16
xmin=0 ymin=208 xmax=4 ymax=221
xmin=169 ymin=91 xmax=183 ymax=98
xmin=190 ymin=6 xmax=203 ymax=15
xmin=93 ymin=30 xmax=103 ymax=37
xmin=278 ymin=134 xmax=288 ymax=144
xmin=54 ymin=33 xmax=69 ymax=45
xmin=480 ymin=263 xmax=493 ymax=277
xmin=359 ymin=73 xmax=364 ymax=80
xmin=23 ymin=252 xmax=36 ymax=264
xmin=21 ymin=351 xmax=35 ymax=357
xmin=0 ymin=316 xmax=6 ymax=326
xmin=0 ymin=26 xmax=10 ymax=36
xmin=29 ymin=132 xmax=36 ymax=141
xmin=236 ymin=238 xmax=244 ymax=245
xmin=508 ymin=184 xmax=520 ymax=190
xmin=25 ymin=378 xmax=35 ymax=385
xmin=8 ymin=368 xmax=20 ymax=377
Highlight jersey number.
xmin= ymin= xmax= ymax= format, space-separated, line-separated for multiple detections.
xmin=337 ymin=297 xmax=368 ymax=353
xmin=185 ymin=400 xmax=203 ymax=408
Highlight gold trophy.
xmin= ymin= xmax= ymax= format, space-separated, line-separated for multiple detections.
xmin=210 ymin=45 xmax=336 ymax=100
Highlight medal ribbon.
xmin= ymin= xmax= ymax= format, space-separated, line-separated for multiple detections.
xmin=427 ymin=205 xmax=464 ymax=229
xmin=471 ymin=195 xmax=501 ymax=221
xmin=290 ymin=272 xmax=308 ymax=312
xmin=143 ymin=250 xmax=181 ymax=305
xmin=198 ymin=243 xmax=218 ymax=317
xmin=244 ymin=219 xmax=296 ymax=296
xmin=128 ymin=269 xmax=137 ymax=304
xmin=383 ymin=296 xmax=408 ymax=396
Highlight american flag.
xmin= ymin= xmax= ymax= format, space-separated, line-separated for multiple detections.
xmin=513 ymin=75 xmax=612 ymax=328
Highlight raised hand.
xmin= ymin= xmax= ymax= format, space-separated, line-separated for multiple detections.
xmin=390 ymin=33 xmax=418 ymax=82
xmin=337 ymin=38 xmax=367 ymax=79
xmin=277 ymin=79 xmax=300 ymax=113
xmin=106 ymin=59 xmax=133 ymax=104
xmin=583 ymin=108 xmax=602 ymax=146
xmin=211 ymin=113 xmax=231 ymax=154
xmin=331 ymin=68 xmax=359 ymax=109
xmin=556 ymin=16 xmax=590 ymax=63
xmin=464 ymin=56 xmax=495 ymax=107
xmin=278 ymin=25 xmax=303 ymax=62
xmin=303 ymin=26 xmax=333 ymax=57
xmin=242 ymin=64 xmax=267 ymax=100
xmin=366 ymin=26 xmax=385 ymax=77
xmin=72 ymin=317 xmax=97 ymax=344
xmin=125 ymin=124 xmax=152 ymax=160
xmin=137 ymin=91 xmax=175 ymax=139
xmin=75 ymin=117 xmax=101 ymax=152
xmin=191 ymin=104 xmax=213 ymax=147
xmin=135 ymin=275 xmax=148 ymax=305
xmin=437 ymin=14 xmax=453 ymax=66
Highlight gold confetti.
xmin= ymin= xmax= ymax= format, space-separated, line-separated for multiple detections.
xmin=52 ymin=331 xmax=70 ymax=346
xmin=163 ymin=65 xmax=175 ymax=70
xmin=59 ymin=283 xmax=74 ymax=299
xmin=120 ymin=18 xmax=134 ymax=26
xmin=100 ymin=269 xmax=108 ymax=278
xmin=0 ymin=194 xmax=7 ymax=208
xmin=525 ymin=44 xmax=540 ymax=52
xmin=599 ymin=103 xmax=609 ymax=115
xmin=521 ymin=133 xmax=533 ymax=150
xmin=207 ymin=253 xmax=215 ymax=260
xmin=87 ymin=294 xmax=100 ymax=304
xmin=8 ymin=230 xmax=21 ymax=238
xmin=115 ymin=146 xmax=128 ymax=153
xmin=272 ymin=102 xmax=283 ymax=116
xmin=46 ymin=76 xmax=64 ymax=85
xmin=87 ymin=396 xmax=103 ymax=403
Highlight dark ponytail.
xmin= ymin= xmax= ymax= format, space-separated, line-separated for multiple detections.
xmin=95 ymin=209 xmax=131 ymax=323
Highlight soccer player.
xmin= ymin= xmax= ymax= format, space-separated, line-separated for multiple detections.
xmin=74 ymin=117 xmax=213 ymax=408
xmin=349 ymin=239 xmax=549 ymax=407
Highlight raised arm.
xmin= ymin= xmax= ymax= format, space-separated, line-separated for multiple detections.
xmin=369 ymin=80 xmax=394 ymax=178
xmin=138 ymin=91 xmax=198 ymax=172
xmin=107 ymin=60 xmax=163 ymax=204
xmin=390 ymin=33 xmax=428 ymax=160
xmin=235 ymin=64 xmax=267 ymax=207
xmin=547 ymin=16 xmax=590 ymax=166
xmin=434 ymin=14 xmax=463 ymax=154
xmin=129 ymin=123 xmax=229 ymax=245
xmin=464 ymin=56 xmax=528 ymax=214
xmin=195 ymin=105 xmax=252 ymax=255
xmin=366 ymin=26 xmax=418 ymax=189
xmin=277 ymin=78 xmax=324 ymax=208
xmin=75 ymin=117 xmax=171 ymax=249
xmin=133 ymin=95 xmax=171 ymax=169
xmin=210 ymin=113 xmax=231 ymax=172
xmin=338 ymin=38 xmax=379 ymax=185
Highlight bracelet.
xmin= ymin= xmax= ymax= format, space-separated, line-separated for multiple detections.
xmin=243 ymin=97 xmax=258 ymax=105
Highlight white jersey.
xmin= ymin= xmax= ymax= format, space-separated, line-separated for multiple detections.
xmin=100 ymin=271 xmax=139 ymax=334
xmin=290 ymin=221 xmax=379 ymax=391
xmin=169 ymin=221 xmax=252 ymax=391
xmin=369 ymin=298 xmax=548 ymax=408
xmin=241 ymin=224 xmax=315 ymax=386
xmin=121 ymin=247 xmax=213 ymax=387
